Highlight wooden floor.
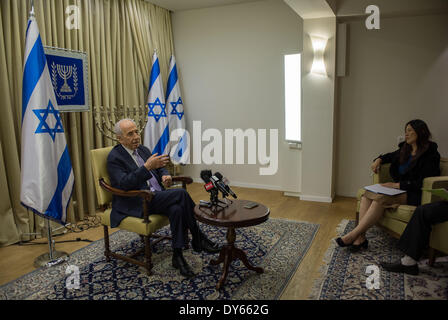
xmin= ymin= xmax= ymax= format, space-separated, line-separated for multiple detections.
xmin=0 ymin=183 xmax=356 ymax=299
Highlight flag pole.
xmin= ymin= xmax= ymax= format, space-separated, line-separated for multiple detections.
xmin=47 ymin=219 xmax=54 ymax=260
xmin=33 ymin=219 xmax=69 ymax=268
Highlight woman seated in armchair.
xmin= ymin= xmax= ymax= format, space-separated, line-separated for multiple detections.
xmin=336 ymin=119 xmax=441 ymax=252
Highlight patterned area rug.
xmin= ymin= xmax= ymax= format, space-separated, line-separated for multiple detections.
xmin=311 ymin=220 xmax=448 ymax=300
xmin=0 ymin=218 xmax=318 ymax=300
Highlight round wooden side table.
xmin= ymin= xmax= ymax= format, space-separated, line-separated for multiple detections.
xmin=194 ymin=199 xmax=270 ymax=290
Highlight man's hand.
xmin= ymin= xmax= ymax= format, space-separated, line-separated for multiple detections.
xmin=162 ymin=175 xmax=172 ymax=188
xmin=381 ymin=182 xmax=400 ymax=189
xmin=144 ymin=153 xmax=170 ymax=171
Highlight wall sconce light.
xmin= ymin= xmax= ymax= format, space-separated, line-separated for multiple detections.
xmin=310 ymin=35 xmax=327 ymax=76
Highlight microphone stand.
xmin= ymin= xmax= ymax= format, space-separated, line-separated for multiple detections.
xmin=223 ymin=197 xmax=233 ymax=205
xmin=207 ymin=190 xmax=229 ymax=214
xmin=216 ymin=198 xmax=229 ymax=207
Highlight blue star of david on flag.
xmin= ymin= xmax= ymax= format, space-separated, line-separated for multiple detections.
xmin=170 ymin=97 xmax=184 ymax=121
xmin=33 ymin=100 xmax=64 ymax=141
xmin=148 ymin=97 xmax=167 ymax=122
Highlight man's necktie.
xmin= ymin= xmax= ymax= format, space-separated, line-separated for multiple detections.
xmin=133 ymin=150 xmax=162 ymax=192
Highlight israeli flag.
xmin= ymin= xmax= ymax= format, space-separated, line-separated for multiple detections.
xmin=143 ymin=51 xmax=170 ymax=156
xmin=20 ymin=13 xmax=74 ymax=224
xmin=166 ymin=55 xmax=189 ymax=164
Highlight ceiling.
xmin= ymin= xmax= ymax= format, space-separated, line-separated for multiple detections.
xmin=148 ymin=0 xmax=448 ymax=18
xmin=328 ymin=0 xmax=448 ymax=19
xmin=284 ymin=0 xmax=334 ymax=19
xmin=146 ymin=0 xmax=263 ymax=12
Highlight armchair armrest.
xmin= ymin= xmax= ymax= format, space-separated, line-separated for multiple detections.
xmin=373 ymin=164 xmax=392 ymax=184
xmin=421 ymin=176 xmax=448 ymax=205
xmin=373 ymin=173 xmax=379 ymax=184
xmin=99 ymin=178 xmax=154 ymax=223
xmin=172 ymin=176 xmax=193 ymax=189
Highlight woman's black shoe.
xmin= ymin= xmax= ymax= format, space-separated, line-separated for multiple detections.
xmin=349 ymin=239 xmax=369 ymax=253
xmin=335 ymin=237 xmax=352 ymax=247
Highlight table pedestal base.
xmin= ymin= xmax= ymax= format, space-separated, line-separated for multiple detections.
xmin=210 ymin=227 xmax=263 ymax=290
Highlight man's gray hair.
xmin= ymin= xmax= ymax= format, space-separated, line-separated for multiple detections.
xmin=114 ymin=118 xmax=137 ymax=137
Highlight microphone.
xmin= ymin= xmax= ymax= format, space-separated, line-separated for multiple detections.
xmin=214 ymin=172 xmax=237 ymax=199
xmin=211 ymin=175 xmax=229 ymax=198
xmin=200 ymin=169 xmax=216 ymax=193
xmin=204 ymin=181 xmax=215 ymax=192
xmin=200 ymin=169 xmax=213 ymax=183
xmin=200 ymin=169 xmax=219 ymax=205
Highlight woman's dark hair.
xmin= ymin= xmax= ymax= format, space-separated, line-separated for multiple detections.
xmin=400 ymin=119 xmax=432 ymax=163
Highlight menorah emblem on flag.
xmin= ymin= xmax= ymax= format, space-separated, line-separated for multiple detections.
xmin=57 ymin=64 xmax=73 ymax=93
xmin=50 ymin=61 xmax=78 ymax=100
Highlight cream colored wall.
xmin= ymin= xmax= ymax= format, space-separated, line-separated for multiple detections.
xmin=336 ymin=14 xmax=448 ymax=197
xmin=171 ymin=0 xmax=303 ymax=192
xmin=300 ymin=17 xmax=337 ymax=202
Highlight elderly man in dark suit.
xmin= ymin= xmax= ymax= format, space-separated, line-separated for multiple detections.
xmin=107 ymin=119 xmax=220 ymax=278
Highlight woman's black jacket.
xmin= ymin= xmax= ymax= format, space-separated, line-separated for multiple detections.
xmin=376 ymin=141 xmax=441 ymax=206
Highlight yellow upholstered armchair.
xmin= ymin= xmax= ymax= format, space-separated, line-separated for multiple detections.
xmin=90 ymin=146 xmax=193 ymax=275
xmin=356 ymin=158 xmax=448 ymax=264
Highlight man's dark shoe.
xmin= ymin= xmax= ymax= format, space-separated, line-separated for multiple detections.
xmin=192 ymin=233 xmax=221 ymax=254
xmin=380 ymin=261 xmax=419 ymax=275
xmin=172 ymin=253 xmax=195 ymax=278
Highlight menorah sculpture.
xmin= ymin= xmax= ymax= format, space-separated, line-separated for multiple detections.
xmin=93 ymin=105 xmax=180 ymax=176
xmin=93 ymin=105 xmax=148 ymax=142
xmin=57 ymin=64 xmax=73 ymax=93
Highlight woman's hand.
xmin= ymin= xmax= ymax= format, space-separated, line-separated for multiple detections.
xmin=371 ymin=158 xmax=382 ymax=173
xmin=381 ymin=182 xmax=400 ymax=189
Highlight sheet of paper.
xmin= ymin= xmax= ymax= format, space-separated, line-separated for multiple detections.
xmin=364 ymin=184 xmax=406 ymax=196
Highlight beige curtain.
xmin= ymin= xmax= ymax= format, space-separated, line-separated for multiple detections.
xmin=0 ymin=0 xmax=174 ymax=246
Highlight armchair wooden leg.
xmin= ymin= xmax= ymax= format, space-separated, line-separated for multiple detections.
xmin=428 ymin=247 xmax=436 ymax=267
xmin=144 ymin=235 xmax=153 ymax=275
xmin=102 ymin=227 xmax=170 ymax=276
xmin=150 ymin=234 xmax=172 ymax=245
xmin=103 ymin=225 xmax=111 ymax=262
